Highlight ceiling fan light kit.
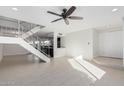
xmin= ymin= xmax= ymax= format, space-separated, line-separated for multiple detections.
xmin=47 ymin=6 xmax=83 ymax=25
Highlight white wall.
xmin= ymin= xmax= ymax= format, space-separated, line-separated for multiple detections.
xmin=93 ymin=30 xmax=99 ymax=58
xmin=123 ymin=28 xmax=124 ymax=66
xmin=0 ymin=44 xmax=3 ymax=62
xmin=54 ymin=32 xmax=66 ymax=58
xmin=98 ymin=31 xmax=123 ymax=58
xmin=54 ymin=48 xmax=66 ymax=58
xmin=123 ymin=21 xmax=124 ymax=66
xmin=65 ymin=29 xmax=93 ymax=60
xmin=3 ymin=44 xmax=29 ymax=56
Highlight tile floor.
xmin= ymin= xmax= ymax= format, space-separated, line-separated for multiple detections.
xmin=0 ymin=55 xmax=123 ymax=86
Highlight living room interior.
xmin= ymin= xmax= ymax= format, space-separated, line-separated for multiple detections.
xmin=0 ymin=6 xmax=123 ymax=86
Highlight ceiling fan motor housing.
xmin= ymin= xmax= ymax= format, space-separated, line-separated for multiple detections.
xmin=62 ymin=8 xmax=67 ymax=19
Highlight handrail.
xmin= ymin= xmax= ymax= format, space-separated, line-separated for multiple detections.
xmin=22 ymin=30 xmax=51 ymax=58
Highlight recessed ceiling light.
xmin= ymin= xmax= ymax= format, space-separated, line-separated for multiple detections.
xmin=112 ymin=8 xmax=118 ymax=12
xmin=12 ymin=7 xmax=18 ymax=11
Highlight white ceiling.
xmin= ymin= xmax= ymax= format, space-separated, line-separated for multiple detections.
xmin=0 ymin=6 xmax=123 ymax=33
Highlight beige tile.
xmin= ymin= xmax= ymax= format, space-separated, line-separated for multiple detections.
xmin=0 ymin=55 xmax=124 ymax=86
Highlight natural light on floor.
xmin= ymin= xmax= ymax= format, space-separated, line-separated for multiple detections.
xmin=68 ymin=55 xmax=106 ymax=82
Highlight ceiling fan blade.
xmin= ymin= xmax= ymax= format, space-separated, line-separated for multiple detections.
xmin=47 ymin=11 xmax=62 ymax=17
xmin=65 ymin=6 xmax=76 ymax=17
xmin=64 ymin=19 xmax=69 ymax=25
xmin=51 ymin=18 xmax=63 ymax=23
xmin=68 ymin=16 xmax=83 ymax=20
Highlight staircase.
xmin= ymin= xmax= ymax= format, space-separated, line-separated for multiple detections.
xmin=0 ymin=36 xmax=50 ymax=62
xmin=0 ymin=16 xmax=50 ymax=63
xmin=20 ymin=26 xmax=42 ymax=39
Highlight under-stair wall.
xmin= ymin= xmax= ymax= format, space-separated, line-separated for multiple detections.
xmin=3 ymin=44 xmax=29 ymax=56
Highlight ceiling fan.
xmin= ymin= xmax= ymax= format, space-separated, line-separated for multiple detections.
xmin=47 ymin=6 xmax=83 ymax=25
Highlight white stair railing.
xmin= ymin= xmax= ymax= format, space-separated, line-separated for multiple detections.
xmin=20 ymin=26 xmax=42 ymax=39
xmin=0 ymin=16 xmax=50 ymax=62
